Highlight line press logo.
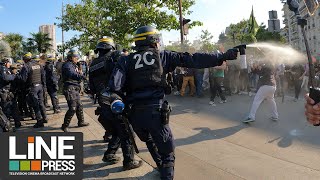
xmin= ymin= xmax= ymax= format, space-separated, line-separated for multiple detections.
xmin=0 ymin=132 xmax=83 ymax=180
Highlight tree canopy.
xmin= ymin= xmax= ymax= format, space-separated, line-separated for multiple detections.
xmin=26 ymin=32 xmax=52 ymax=54
xmin=3 ymin=33 xmax=23 ymax=59
xmin=58 ymin=0 xmax=202 ymax=53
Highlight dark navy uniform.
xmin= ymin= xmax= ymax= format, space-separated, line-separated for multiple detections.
xmin=0 ymin=62 xmax=22 ymax=129
xmin=109 ymin=47 xmax=237 ymax=179
xmin=18 ymin=59 xmax=47 ymax=128
xmin=45 ymin=59 xmax=61 ymax=113
xmin=89 ymin=37 xmax=142 ymax=169
xmin=89 ymin=51 xmax=115 ymax=131
xmin=61 ymin=50 xmax=89 ymax=132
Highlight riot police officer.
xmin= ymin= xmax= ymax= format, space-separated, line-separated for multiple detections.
xmin=18 ymin=52 xmax=48 ymax=128
xmin=15 ymin=60 xmax=36 ymax=119
xmin=45 ymin=54 xmax=61 ymax=113
xmin=108 ymin=26 xmax=238 ymax=180
xmin=88 ymin=37 xmax=142 ymax=170
xmin=0 ymin=57 xmax=22 ymax=128
xmin=61 ymin=49 xmax=89 ymax=132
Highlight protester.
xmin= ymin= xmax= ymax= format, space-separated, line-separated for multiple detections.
xmin=209 ymin=61 xmax=227 ymax=106
xmin=290 ymin=62 xmax=304 ymax=101
xmin=180 ymin=67 xmax=196 ymax=97
xmin=194 ymin=68 xmax=204 ymax=97
xmin=243 ymin=63 xmax=279 ymax=123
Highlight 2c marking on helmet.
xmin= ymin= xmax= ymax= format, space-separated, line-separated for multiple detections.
xmin=134 ymin=51 xmax=155 ymax=69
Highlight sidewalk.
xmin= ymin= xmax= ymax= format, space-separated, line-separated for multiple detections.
xmin=16 ymin=96 xmax=159 ymax=180
xmin=14 ymin=93 xmax=320 ymax=180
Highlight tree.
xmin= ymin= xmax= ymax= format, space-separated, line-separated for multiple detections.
xmin=198 ymin=30 xmax=216 ymax=53
xmin=27 ymin=32 xmax=52 ymax=54
xmin=256 ymin=23 xmax=286 ymax=43
xmin=226 ymin=20 xmax=256 ymax=45
xmin=0 ymin=40 xmax=11 ymax=59
xmin=3 ymin=33 xmax=23 ymax=59
xmin=22 ymin=40 xmax=37 ymax=54
xmin=58 ymin=0 xmax=202 ymax=53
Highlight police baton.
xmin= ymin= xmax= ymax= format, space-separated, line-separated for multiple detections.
xmin=119 ymin=114 xmax=139 ymax=153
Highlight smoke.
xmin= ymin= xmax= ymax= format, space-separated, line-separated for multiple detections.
xmin=0 ymin=40 xmax=11 ymax=59
xmin=247 ymin=42 xmax=306 ymax=65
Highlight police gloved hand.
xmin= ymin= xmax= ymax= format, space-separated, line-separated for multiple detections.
xmin=222 ymin=48 xmax=238 ymax=61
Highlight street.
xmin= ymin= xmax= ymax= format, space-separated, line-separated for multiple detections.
xmin=17 ymin=94 xmax=320 ymax=180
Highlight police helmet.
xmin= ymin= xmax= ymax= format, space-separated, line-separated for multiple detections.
xmin=0 ymin=57 xmax=10 ymax=64
xmin=32 ymin=55 xmax=40 ymax=61
xmin=67 ymin=49 xmax=80 ymax=60
xmin=23 ymin=52 xmax=32 ymax=61
xmin=16 ymin=60 xmax=24 ymax=64
xmin=133 ymin=26 xmax=160 ymax=46
xmin=47 ymin=54 xmax=55 ymax=61
xmin=96 ymin=36 xmax=115 ymax=50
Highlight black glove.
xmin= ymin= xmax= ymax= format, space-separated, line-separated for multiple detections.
xmin=223 ymin=48 xmax=238 ymax=61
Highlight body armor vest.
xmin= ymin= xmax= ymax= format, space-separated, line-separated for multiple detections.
xmin=29 ymin=62 xmax=41 ymax=85
xmin=89 ymin=52 xmax=115 ymax=94
xmin=126 ymin=48 xmax=164 ymax=93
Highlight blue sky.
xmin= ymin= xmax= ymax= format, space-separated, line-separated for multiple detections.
xmin=0 ymin=0 xmax=284 ymax=45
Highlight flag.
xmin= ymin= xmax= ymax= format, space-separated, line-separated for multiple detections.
xmin=247 ymin=6 xmax=259 ymax=36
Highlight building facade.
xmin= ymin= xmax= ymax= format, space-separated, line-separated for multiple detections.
xmin=282 ymin=0 xmax=320 ymax=58
xmin=268 ymin=10 xmax=281 ymax=32
xmin=39 ymin=25 xmax=56 ymax=54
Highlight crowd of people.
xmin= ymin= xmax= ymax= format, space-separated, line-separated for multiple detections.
xmin=0 ymin=53 xmax=66 ymax=131
xmin=171 ymin=58 xmax=314 ymax=106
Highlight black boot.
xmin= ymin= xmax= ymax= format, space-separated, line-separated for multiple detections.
xmin=61 ymin=112 xmax=73 ymax=132
xmin=76 ymin=108 xmax=89 ymax=127
xmin=33 ymin=120 xmax=44 ymax=128
xmin=123 ymin=160 xmax=143 ymax=171
xmin=54 ymin=109 xmax=61 ymax=114
xmin=43 ymin=118 xmax=48 ymax=123
xmin=102 ymin=154 xmax=121 ymax=164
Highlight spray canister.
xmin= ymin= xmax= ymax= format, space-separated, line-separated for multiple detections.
xmin=234 ymin=45 xmax=247 ymax=69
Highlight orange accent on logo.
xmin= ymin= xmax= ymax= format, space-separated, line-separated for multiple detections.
xmin=31 ymin=161 xmax=41 ymax=171
xmin=28 ymin=137 xmax=34 ymax=143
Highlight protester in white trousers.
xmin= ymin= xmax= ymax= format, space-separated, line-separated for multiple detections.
xmin=243 ymin=64 xmax=279 ymax=123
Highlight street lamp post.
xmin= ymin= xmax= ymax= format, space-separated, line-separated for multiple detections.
xmin=61 ymin=1 xmax=65 ymax=60
xmin=178 ymin=0 xmax=184 ymax=45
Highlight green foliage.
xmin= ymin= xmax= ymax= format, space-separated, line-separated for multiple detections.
xmin=199 ymin=30 xmax=216 ymax=53
xmin=256 ymin=23 xmax=286 ymax=43
xmin=221 ymin=20 xmax=286 ymax=49
xmin=58 ymin=0 xmax=202 ymax=53
xmin=26 ymin=32 xmax=52 ymax=54
xmin=0 ymin=40 xmax=11 ymax=59
xmin=226 ymin=20 xmax=256 ymax=44
xmin=3 ymin=33 xmax=23 ymax=59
